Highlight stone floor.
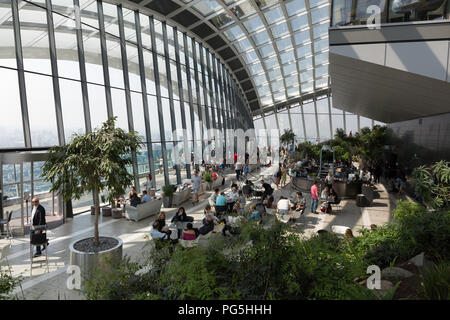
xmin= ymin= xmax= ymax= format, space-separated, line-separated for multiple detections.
xmin=1 ymin=165 xmax=393 ymax=300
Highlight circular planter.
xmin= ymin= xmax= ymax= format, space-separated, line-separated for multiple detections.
xmin=69 ymin=236 xmax=123 ymax=282
xmin=205 ymin=181 xmax=213 ymax=191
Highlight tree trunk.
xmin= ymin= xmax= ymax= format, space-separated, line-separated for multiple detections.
xmin=93 ymin=188 xmax=100 ymax=246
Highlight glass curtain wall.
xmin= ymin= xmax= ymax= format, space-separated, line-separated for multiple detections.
xmin=0 ymin=0 xmax=250 ymax=215
xmin=254 ymin=94 xmax=383 ymax=145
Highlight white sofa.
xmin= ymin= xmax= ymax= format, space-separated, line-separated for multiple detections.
xmin=125 ymin=198 xmax=163 ymax=222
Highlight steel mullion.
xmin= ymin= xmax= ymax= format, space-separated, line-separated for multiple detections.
xmin=118 ymin=4 xmax=139 ymax=190
xmin=149 ymin=15 xmax=169 ymax=186
xmin=134 ymin=10 xmax=156 ymax=188
xmin=198 ymin=44 xmax=211 ymax=144
xmin=182 ymin=32 xmax=196 ymax=175
xmin=173 ymin=27 xmax=191 ymax=179
xmin=46 ymin=0 xmax=65 ymax=146
xmin=162 ymin=21 xmax=181 ymax=185
xmin=11 ymin=0 xmax=32 ymax=147
xmin=74 ymin=0 xmax=91 ymax=133
xmin=97 ymin=0 xmax=113 ymax=118
xmin=191 ymin=37 xmax=204 ymax=167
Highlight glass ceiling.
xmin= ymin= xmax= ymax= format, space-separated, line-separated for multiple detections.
xmin=124 ymin=0 xmax=331 ymax=115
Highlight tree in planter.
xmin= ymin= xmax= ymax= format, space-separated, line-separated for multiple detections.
xmin=41 ymin=117 xmax=143 ymax=246
xmin=280 ymin=129 xmax=296 ymax=147
xmin=161 ymin=184 xmax=175 ymax=207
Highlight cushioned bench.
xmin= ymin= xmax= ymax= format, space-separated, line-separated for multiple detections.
xmin=125 ymin=198 xmax=163 ymax=222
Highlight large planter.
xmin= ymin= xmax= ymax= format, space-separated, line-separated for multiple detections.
xmin=163 ymin=195 xmax=173 ymax=208
xmin=205 ymin=181 xmax=213 ymax=191
xmin=69 ymin=236 xmax=123 ymax=282
xmin=102 ymin=207 xmax=112 ymax=217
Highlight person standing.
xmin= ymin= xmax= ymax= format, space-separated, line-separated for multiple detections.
xmin=274 ymin=165 xmax=282 ymax=190
xmin=310 ymin=178 xmax=319 ymax=214
xmin=31 ymin=197 xmax=47 ymax=257
xmin=191 ymin=170 xmax=202 ymax=205
xmin=145 ymin=173 xmax=153 ymax=193
xmin=235 ymin=160 xmax=243 ymax=181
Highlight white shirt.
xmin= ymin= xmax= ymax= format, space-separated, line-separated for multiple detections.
xmin=31 ymin=206 xmax=37 ymax=221
xmin=277 ymin=199 xmax=290 ymax=211
xmin=227 ymin=191 xmax=239 ymax=202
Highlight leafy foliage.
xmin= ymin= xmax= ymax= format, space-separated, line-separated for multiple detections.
xmin=83 ymin=200 xmax=449 ymax=300
xmin=419 ymin=259 xmax=450 ymax=300
xmin=0 ymin=272 xmax=22 ymax=300
xmin=41 ymin=117 xmax=143 ymax=245
xmin=412 ymin=160 xmax=450 ymax=210
xmin=280 ymin=129 xmax=296 ymax=146
xmin=161 ymin=184 xmax=175 ymax=197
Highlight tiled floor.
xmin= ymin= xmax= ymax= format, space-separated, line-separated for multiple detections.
xmin=2 ymin=166 xmax=393 ymax=300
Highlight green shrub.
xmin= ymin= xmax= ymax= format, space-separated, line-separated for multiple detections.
xmin=419 ymin=260 xmax=450 ymax=300
xmin=161 ymin=184 xmax=175 ymax=197
xmin=203 ymin=172 xmax=212 ymax=182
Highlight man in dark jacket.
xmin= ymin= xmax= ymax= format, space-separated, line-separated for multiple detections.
xmin=31 ymin=197 xmax=47 ymax=257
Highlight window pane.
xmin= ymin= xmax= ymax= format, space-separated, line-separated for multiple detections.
xmin=0 ymin=68 xmax=24 ymax=147
xmin=25 ymin=73 xmax=58 ymax=147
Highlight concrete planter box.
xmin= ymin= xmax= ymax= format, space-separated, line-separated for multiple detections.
xmin=69 ymin=236 xmax=123 ymax=282
xmin=162 ymin=196 xmax=173 ymax=208
xmin=172 ymin=188 xmax=192 ymax=206
xmin=204 ymin=181 xmax=213 ymax=190
xmin=212 ymin=176 xmax=224 ymax=188
xmin=199 ymin=182 xmax=208 ymax=195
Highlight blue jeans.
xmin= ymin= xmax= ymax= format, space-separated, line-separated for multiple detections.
xmin=310 ymin=198 xmax=318 ymax=213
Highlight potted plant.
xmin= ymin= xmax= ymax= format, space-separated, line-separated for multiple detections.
xmin=203 ymin=172 xmax=213 ymax=190
xmin=162 ymin=184 xmax=175 ymax=208
xmin=41 ymin=117 xmax=143 ymax=281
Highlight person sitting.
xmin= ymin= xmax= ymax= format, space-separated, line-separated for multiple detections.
xmin=171 ymin=207 xmax=194 ymax=223
xmin=248 ymin=204 xmax=261 ymax=221
xmin=320 ymin=186 xmax=330 ymax=201
xmin=237 ymin=190 xmax=246 ymax=207
xmin=129 ymin=193 xmax=141 ymax=207
xmin=277 ymin=196 xmax=291 ymax=217
xmin=141 ymin=190 xmax=152 ymax=203
xmin=291 ymin=191 xmax=306 ymax=213
xmin=215 ymin=192 xmax=227 ymax=217
xmin=203 ymin=204 xmax=219 ymax=224
xmin=209 ymin=188 xmax=219 ymax=207
xmin=150 ymin=220 xmax=169 ymax=240
xmin=329 ymin=188 xmax=339 ymax=204
xmin=242 ymin=180 xmax=254 ymax=199
xmin=128 ymin=186 xmax=137 ymax=200
xmin=261 ymin=180 xmax=273 ymax=197
xmin=226 ymin=188 xmax=239 ymax=212
xmin=155 ymin=212 xmax=169 ymax=233
xmin=232 ymin=202 xmax=244 ymax=215
xmin=230 ymin=180 xmax=238 ymax=190
xmin=263 ymin=195 xmax=275 ymax=209
xmin=198 ymin=215 xmax=215 ymax=235
xmin=222 ymin=212 xmax=242 ymax=236
xmin=182 ymin=223 xmax=197 ymax=241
